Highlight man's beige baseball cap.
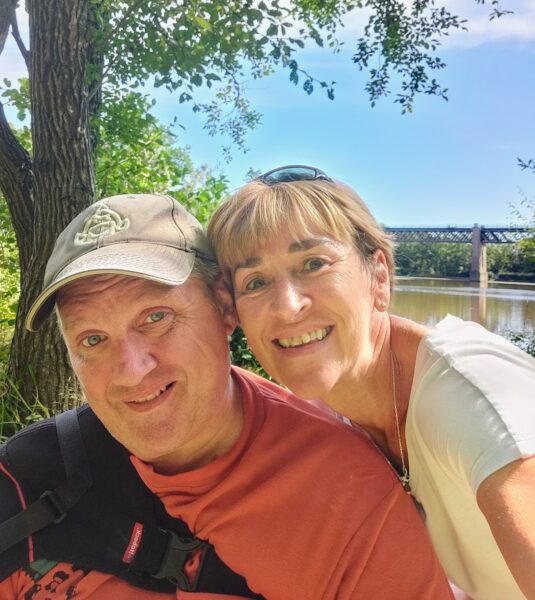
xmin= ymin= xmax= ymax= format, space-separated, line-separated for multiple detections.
xmin=26 ymin=194 xmax=215 ymax=331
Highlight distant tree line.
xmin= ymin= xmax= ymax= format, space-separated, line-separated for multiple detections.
xmin=395 ymin=242 xmax=535 ymax=281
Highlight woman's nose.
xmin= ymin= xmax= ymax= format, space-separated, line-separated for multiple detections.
xmin=271 ymin=278 xmax=311 ymax=321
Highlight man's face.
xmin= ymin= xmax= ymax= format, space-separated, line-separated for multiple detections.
xmin=57 ymin=274 xmax=239 ymax=473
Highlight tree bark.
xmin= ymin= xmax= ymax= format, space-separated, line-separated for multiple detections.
xmin=3 ymin=0 xmax=100 ymax=412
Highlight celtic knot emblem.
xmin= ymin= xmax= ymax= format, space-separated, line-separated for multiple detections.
xmin=74 ymin=203 xmax=130 ymax=245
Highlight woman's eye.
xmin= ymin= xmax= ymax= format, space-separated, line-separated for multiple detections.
xmin=303 ymin=257 xmax=325 ymax=272
xmin=245 ymin=277 xmax=266 ymax=292
xmin=82 ymin=334 xmax=103 ymax=348
xmin=145 ymin=311 xmax=166 ymax=323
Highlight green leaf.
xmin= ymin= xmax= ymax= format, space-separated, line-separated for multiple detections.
xmin=266 ymin=23 xmax=278 ymax=36
xmin=194 ymin=16 xmax=212 ymax=31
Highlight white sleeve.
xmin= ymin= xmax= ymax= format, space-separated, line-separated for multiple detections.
xmin=411 ymin=334 xmax=535 ymax=492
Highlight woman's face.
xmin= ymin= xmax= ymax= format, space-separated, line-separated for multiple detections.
xmin=232 ymin=225 xmax=388 ymax=403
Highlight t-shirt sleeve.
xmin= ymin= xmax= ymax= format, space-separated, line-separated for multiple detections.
xmin=412 ymin=345 xmax=535 ymax=492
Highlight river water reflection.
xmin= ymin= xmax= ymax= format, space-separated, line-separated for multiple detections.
xmin=392 ymin=277 xmax=535 ymax=337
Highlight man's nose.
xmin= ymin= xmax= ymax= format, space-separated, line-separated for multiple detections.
xmin=271 ymin=277 xmax=311 ymax=321
xmin=111 ymin=337 xmax=157 ymax=386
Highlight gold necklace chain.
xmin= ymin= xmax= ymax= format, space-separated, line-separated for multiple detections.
xmin=390 ymin=349 xmax=411 ymax=494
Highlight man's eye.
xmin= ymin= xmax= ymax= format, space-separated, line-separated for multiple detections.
xmin=82 ymin=334 xmax=103 ymax=348
xmin=245 ymin=277 xmax=266 ymax=291
xmin=146 ymin=311 xmax=166 ymax=323
xmin=303 ymin=258 xmax=325 ymax=272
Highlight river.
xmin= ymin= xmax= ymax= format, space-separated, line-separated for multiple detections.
xmin=391 ymin=277 xmax=535 ymax=338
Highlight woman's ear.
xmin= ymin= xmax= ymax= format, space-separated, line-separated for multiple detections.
xmin=371 ymin=250 xmax=391 ymax=310
xmin=214 ymin=275 xmax=238 ymax=334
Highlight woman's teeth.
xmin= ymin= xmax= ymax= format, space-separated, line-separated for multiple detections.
xmin=277 ymin=327 xmax=330 ymax=348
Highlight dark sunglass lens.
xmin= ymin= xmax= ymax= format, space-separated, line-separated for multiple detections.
xmin=258 ymin=165 xmax=333 ymax=185
xmin=264 ymin=167 xmax=317 ymax=183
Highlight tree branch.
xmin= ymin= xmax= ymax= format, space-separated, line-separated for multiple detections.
xmin=0 ymin=0 xmax=15 ymax=55
xmin=0 ymin=100 xmax=33 ymax=268
xmin=0 ymin=0 xmax=29 ymax=68
xmin=10 ymin=3 xmax=29 ymax=68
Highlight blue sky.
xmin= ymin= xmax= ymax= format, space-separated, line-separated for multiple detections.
xmin=2 ymin=1 xmax=535 ymax=227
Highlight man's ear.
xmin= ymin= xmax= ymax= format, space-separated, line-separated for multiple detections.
xmin=214 ymin=275 xmax=238 ymax=335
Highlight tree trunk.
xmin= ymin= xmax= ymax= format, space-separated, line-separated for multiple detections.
xmin=3 ymin=0 xmax=100 ymax=412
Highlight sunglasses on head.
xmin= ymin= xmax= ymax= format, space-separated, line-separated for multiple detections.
xmin=256 ymin=165 xmax=333 ymax=185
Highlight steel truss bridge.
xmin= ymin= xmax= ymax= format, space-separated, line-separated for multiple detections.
xmin=384 ymin=226 xmax=532 ymax=282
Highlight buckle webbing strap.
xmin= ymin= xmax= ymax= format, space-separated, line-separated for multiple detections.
xmin=0 ymin=409 xmax=92 ymax=553
xmin=152 ymin=532 xmax=207 ymax=591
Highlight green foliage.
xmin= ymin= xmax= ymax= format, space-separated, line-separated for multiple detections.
xmin=95 ymin=89 xmax=193 ymax=198
xmin=395 ymin=241 xmax=535 ymax=280
xmin=94 ymin=88 xmax=231 ymax=223
xmin=0 ymin=196 xmax=19 ymax=370
xmin=0 ymin=77 xmax=32 ymax=151
xmin=0 ymin=77 xmax=30 ymax=121
xmin=84 ymin=0 xmax=510 ymax=148
xmin=352 ymin=0 xmax=511 ymax=113
xmin=474 ymin=0 xmax=513 ymax=20
xmin=352 ymin=1 xmax=462 ymax=112
xmin=506 ymin=332 xmax=535 ymax=359
xmin=229 ymin=326 xmax=270 ymax=379
xmin=0 ymin=373 xmax=51 ymax=442
xmin=487 ymin=244 xmax=535 ymax=279
xmin=518 ymin=157 xmax=535 ymax=174
xmin=395 ymin=242 xmax=471 ymax=277
xmin=97 ymin=0 xmax=347 ymax=150
xmin=509 ymin=190 xmax=535 ymax=264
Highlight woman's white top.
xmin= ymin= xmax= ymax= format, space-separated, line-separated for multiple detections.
xmin=407 ymin=315 xmax=535 ymax=600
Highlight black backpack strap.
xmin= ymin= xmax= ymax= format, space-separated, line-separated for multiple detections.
xmin=0 ymin=409 xmax=92 ymax=554
xmin=0 ymin=408 xmax=264 ymax=599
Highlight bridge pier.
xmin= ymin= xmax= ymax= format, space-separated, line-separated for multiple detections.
xmin=470 ymin=225 xmax=488 ymax=285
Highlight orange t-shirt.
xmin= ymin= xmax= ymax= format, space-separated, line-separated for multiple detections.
xmin=0 ymin=368 xmax=452 ymax=599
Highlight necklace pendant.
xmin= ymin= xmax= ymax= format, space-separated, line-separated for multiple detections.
xmin=400 ymin=473 xmax=412 ymax=495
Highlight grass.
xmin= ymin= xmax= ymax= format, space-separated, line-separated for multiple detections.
xmin=0 ymin=372 xmax=51 ymax=442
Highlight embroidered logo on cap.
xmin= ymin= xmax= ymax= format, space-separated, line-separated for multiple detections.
xmin=74 ymin=202 xmax=130 ymax=245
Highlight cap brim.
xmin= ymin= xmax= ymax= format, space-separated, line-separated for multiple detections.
xmin=26 ymin=243 xmax=196 ymax=331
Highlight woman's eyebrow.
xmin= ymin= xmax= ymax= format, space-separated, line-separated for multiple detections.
xmin=234 ymin=237 xmax=336 ymax=273
xmin=234 ymin=256 xmax=262 ymax=274
xmin=288 ymin=237 xmax=336 ymax=252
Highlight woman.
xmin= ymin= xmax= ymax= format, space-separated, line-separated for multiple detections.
xmin=208 ymin=165 xmax=535 ymax=600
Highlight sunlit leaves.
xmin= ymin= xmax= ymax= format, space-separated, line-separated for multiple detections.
xmin=0 ymin=77 xmax=30 ymax=122
xmin=94 ymin=0 xmax=358 ymax=149
xmin=0 ymin=194 xmax=20 ymax=362
xmin=352 ymin=0 xmax=465 ymax=112
xmin=92 ymin=87 xmax=230 ymax=225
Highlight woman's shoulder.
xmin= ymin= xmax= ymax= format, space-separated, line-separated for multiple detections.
xmin=414 ymin=315 xmax=535 ymax=401
xmin=408 ymin=316 xmax=535 ymax=489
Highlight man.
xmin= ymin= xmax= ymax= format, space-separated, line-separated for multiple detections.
xmin=0 ymin=194 xmax=453 ymax=599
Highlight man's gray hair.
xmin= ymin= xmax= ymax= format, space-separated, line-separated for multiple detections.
xmin=190 ymin=255 xmax=222 ymax=295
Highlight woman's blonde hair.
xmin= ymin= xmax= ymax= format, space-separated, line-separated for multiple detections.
xmin=207 ymin=177 xmax=395 ymax=284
